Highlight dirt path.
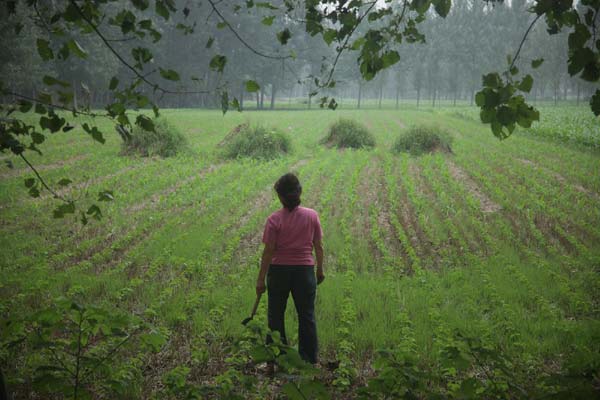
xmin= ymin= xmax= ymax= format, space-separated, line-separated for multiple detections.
xmin=395 ymin=172 xmax=434 ymax=266
xmin=54 ymin=163 xmax=225 ymax=272
xmin=446 ymin=159 xmax=501 ymax=213
xmin=124 ymin=163 xmax=223 ymax=214
xmin=0 ymin=154 xmax=88 ymax=179
xmin=35 ymin=158 xmax=157 ymax=201
xmin=517 ymin=158 xmax=600 ymax=201
xmin=532 ymin=213 xmax=576 ymax=254
xmin=484 ymin=161 xmax=587 ymax=256
xmin=394 ymin=117 xmax=406 ymax=130
xmin=357 ymin=158 xmax=395 ymax=265
xmin=408 ymin=161 xmax=473 ymax=266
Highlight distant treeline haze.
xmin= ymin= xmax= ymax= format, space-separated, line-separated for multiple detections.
xmin=1 ymin=0 xmax=595 ymax=109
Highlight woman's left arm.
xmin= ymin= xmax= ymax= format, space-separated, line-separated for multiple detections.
xmin=256 ymin=242 xmax=276 ymax=296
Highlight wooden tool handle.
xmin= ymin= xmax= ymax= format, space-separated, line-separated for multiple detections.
xmin=250 ymin=293 xmax=262 ymax=317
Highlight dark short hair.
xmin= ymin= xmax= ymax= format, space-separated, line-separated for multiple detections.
xmin=274 ymin=173 xmax=302 ymax=211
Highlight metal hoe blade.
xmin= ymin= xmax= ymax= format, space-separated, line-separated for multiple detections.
xmin=241 ymin=293 xmax=262 ymax=326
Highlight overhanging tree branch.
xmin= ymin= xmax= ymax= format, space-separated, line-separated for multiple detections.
xmin=20 ymin=153 xmax=69 ymax=202
xmin=6 ymin=91 xmax=111 ymax=119
xmin=68 ymin=0 xmax=211 ymax=95
xmin=508 ymin=13 xmax=543 ymax=72
xmin=321 ymin=1 xmax=378 ymax=87
xmin=206 ymin=0 xmax=293 ymax=60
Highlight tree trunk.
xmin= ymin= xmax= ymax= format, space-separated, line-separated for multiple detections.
xmin=256 ymin=92 xmax=260 ymax=109
xmin=378 ymin=84 xmax=383 ymax=109
xmin=357 ymin=82 xmax=362 ymax=109
xmin=260 ymin=88 xmax=264 ymax=109
xmin=239 ymin=82 xmax=244 ymax=111
xmin=395 ymin=85 xmax=400 ymax=110
xmin=270 ymin=84 xmax=276 ymax=110
xmin=576 ymin=83 xmax=580 ymax=105
xmin=1 ymin=367 xmax=8 ymax=400
xmin=72 ymin=80 xmax=78 ymax=110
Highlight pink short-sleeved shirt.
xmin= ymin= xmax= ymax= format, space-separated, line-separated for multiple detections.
xmin=262 ymin=206 xmax=323 ymax=266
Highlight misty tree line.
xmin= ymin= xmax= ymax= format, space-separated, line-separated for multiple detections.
xmin=1 ymin=0 xmax=596 ymax=110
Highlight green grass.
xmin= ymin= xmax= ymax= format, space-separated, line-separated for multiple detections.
xmin=1 ymin=107 xmax=599 ymax=398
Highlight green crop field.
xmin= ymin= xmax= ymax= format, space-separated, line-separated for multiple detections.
xmin=1 ymin=107 xmax=599 ymax=398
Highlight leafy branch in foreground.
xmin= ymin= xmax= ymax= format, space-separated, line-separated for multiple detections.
xmin=1 ymin=298 xmax=167 ymax=400
xmin=478 ymin=0 xmax=600 ymax=139
xmin=158 ymin=321 xmax=330 ymax=400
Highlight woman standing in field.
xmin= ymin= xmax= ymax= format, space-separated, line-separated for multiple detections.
xmin=256 ymin=173 xmax=325 ymax=365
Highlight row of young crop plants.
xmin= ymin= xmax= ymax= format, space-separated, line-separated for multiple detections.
xmin=292 ymin=145 xmax=584 ymax=396
xmin=2 ymin=109 xmax=599 ymax=398
xmin=414 ymin=113 xmax=600 ymax=262
xmin=446 ymin=124 xmax=599 ymax=319
xmin=455 ymin=137 xmax=599 ymax=259
xmin=446 ymin=106 xmax=600 ymax=150
xmin=2 ymin=148 xmax=323 ymax=397
xmin=133 ymin=150 xmax=372 ymax=396
xmin=2 ymin=110 xmax=330 ymax=379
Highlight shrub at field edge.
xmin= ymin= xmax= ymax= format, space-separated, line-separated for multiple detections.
xmin=121 ymin=117 xmax=188 ymax=158
xmin=220 ymin=124 xmax=292 ymax=160
xmin=322 ymin=119 xmax=376 ymax=149
xmin=393 ymin=125 xmax=453 ymax=156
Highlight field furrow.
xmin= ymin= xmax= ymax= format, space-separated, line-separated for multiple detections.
xmin=2 ymin=108 xmax=599 ymax=400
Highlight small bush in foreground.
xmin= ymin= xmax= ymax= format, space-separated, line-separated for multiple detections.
xmin=221 ymin=124 xmax=291 ymax=160
xmin=122 ymin=117 xmax=187 ymax=158
xmin=393 ymin=125 xmax=453 ymax=155
xmin=322 ymin=119 xmax=375 ymax=149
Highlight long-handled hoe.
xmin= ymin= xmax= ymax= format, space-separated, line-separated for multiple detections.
xmin=241 ymin=293 xmax=263 ymax=325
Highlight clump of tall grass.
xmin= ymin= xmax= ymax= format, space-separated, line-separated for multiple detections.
xmin=221 ymin=123 xmax=291 ymax=160
xmin=121 ymin=117 xmax=188 ymax=158
xmin=321 ymin=119 xmax=376 ymax=149
xmin=393 ymin=125 xmax=453 ymax=156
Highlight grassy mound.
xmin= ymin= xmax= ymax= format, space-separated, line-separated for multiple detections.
xmin=221 ymin=124 xmax=291 ymax=160
xmin=393 ymin=125 xmax=453 ymax=156
xmin=322 ymin=119 xmax=375 ymax=149
xmin=122 ymin=117 xmax=187 ymax=158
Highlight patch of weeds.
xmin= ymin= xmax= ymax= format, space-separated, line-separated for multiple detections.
xmin=220 ymin=124 xmax=291 ymax=160
xmin=121 ymin=117 xmax=188 ymax=158
xmin=393 ymin=125 xmax=453 ymax=156
xmin=321 ymin=119 xmax=375 ymax=149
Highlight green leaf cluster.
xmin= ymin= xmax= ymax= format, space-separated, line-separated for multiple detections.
xmin=9 ymin=298 xmax=167 ymax=399
xmin=475 ymin=73 xmax=539 ymax=139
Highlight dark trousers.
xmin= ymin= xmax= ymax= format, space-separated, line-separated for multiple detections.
xmin=266 ymin=265 xmax=318 ymax=364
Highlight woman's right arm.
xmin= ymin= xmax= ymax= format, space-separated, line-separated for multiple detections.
xmin=314 ymin=239 xmax=325 ymax=284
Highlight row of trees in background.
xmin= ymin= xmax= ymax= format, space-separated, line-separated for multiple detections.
xmin=1 ymin=0 xmax=596 ymax=110
xmin=1 ymin=0 xmax=598 ymax=221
